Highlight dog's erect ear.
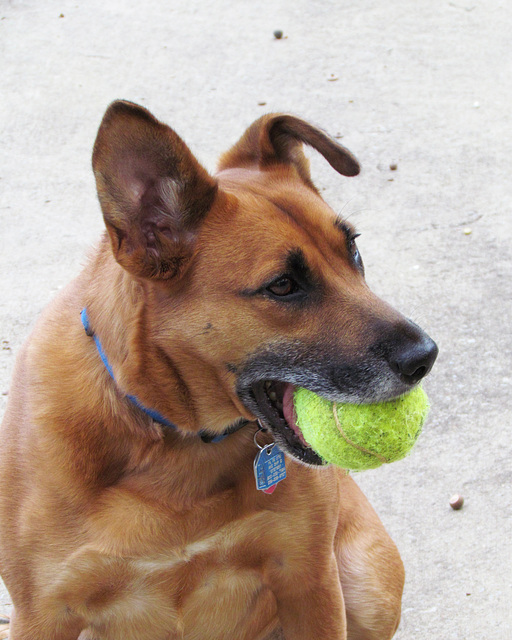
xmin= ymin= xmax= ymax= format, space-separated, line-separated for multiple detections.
xmin=92 ymin=101 xmax=217 ymax=280
xmin=217 ymin=113 xmax=360 ymax=189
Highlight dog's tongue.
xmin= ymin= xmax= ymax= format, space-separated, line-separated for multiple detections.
xmin=282 ymin=384 xmax=311 ymax=448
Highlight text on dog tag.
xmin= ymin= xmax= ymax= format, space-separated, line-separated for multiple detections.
xmin=254 ymin=443 xmax=287 ymax=493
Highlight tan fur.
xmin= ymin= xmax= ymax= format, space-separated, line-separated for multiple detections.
xmin=0 ymin=102 xmax=412 ymax=640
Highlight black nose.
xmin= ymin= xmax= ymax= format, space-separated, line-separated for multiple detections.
xmin=386 ymin=324 xmax=438 ymax=385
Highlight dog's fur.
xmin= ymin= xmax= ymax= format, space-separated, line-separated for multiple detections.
xmin=0 ymin=102 xmax=437 ymax=640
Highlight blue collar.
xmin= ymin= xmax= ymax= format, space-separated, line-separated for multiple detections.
xmin=81 ymin=308 xmax=241 ymax=443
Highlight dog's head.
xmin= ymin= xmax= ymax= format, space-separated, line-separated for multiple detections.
xmin=92 ymin=101 xmax=437 ymax=465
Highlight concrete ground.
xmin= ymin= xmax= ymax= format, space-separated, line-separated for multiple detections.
xmin=1 ymin=0 xmax=511 ymax=638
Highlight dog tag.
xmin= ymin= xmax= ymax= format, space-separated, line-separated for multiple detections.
xmin=254 ymin=443 xmax=287 ymax=493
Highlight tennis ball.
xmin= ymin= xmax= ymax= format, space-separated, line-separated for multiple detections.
xmin=293 ymin=386 xmax=429 ymax=471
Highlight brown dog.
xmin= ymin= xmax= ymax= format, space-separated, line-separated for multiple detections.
xmin=0 ymin=102 xmax=437 ymax=640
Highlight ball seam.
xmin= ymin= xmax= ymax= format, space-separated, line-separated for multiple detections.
xmin=332 ymin=403 xmax=389 ymax=464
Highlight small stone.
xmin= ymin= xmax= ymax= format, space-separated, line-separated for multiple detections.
xmin=257 ymin=101 xmax=267 ymax=106
xmin=273 ymin=30 xmax=283 ymax=39
xmin=463 ymin=227 xmax=472 ymax=235
xmin=449 ymin=494 xmax=464 ymax=510
xmin=389 ymin=163 xmax=398 ymax=171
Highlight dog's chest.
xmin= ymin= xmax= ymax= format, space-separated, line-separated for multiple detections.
xmin=75 ymin=522 xmax=277 ymax=640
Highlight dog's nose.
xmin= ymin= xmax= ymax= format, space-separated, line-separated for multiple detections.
xmin=385 ymin=324 xmax=438 ymax=385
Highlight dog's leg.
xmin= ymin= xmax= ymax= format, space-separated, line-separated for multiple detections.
xmin=273 ymin=552 xmax=347 ymax=640
xmin=261 ymin=629 xmax=285 ymax=640
xmin=334 ymin=474 xmax=404 ymax=640
xmin=5 ymin=605 xmax=84 ymax=640
xmin=8 ymin=618 xmax=82 ymax=640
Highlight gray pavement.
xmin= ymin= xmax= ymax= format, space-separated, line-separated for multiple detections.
xmin=1 ymin=1 xmax=511 ymax=638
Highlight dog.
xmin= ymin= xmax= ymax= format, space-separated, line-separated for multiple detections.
xmin=0 ymin=101 xmax=437 ymax=640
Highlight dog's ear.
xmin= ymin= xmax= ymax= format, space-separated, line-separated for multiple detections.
xmin=217 ymin=113 xmax=360 ymax=189
xmin=92 ymin=101 xmax=217 ymax=280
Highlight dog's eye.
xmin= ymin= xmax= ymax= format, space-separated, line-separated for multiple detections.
xmin=349 ymin=234 xmax=364 ymax=273
xmin=267 ymin=276 xmax=298 ymax=297
xmin=349 ymin=233 xmax=360 ymax=252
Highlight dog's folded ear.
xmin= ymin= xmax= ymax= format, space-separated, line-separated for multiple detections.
xmin=217 ymin=113 xmax=360 ymax=189
xmin=92 ymin=101 xmax=217 ymax=280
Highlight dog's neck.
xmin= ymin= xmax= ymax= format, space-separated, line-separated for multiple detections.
xmin=83 ymin=238 xmax=252 ymax=439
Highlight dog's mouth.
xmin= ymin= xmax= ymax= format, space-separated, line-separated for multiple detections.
xmin=250 ymin=381 xmax=324 ymax=466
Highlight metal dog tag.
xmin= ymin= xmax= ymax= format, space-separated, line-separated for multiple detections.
xmin=254 ymin=443 xmax=287 ymax=494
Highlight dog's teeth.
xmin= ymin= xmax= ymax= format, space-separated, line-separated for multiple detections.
xmin=269 ymin=391 xmax=277 ymax=401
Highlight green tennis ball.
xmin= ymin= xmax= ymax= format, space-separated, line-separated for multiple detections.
xmin=293 ymin=386 xmax=429 ymax=471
